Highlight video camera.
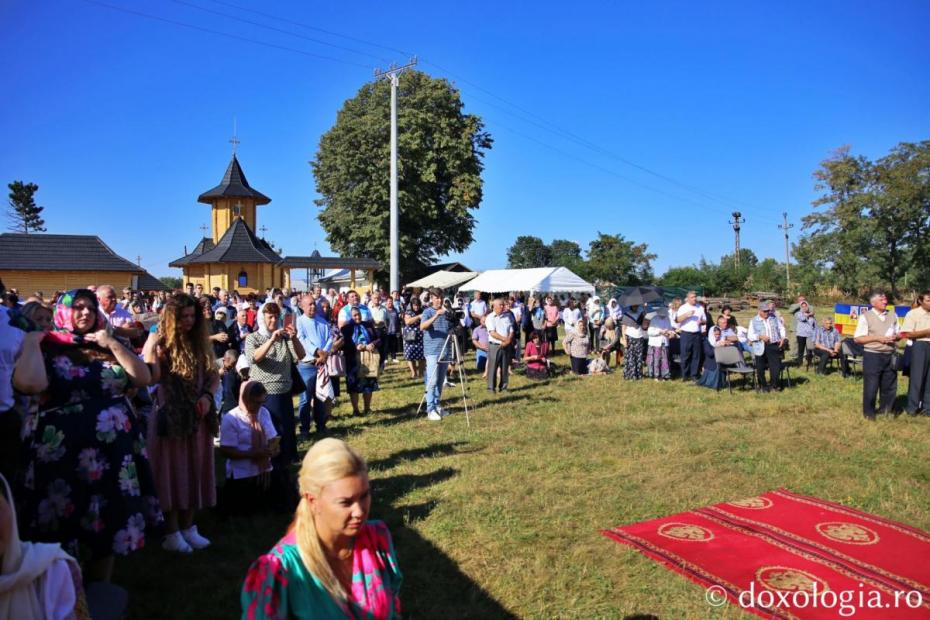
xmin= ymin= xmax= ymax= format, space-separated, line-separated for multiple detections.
xmin=442 ymin=298 xmax=465 ymax=324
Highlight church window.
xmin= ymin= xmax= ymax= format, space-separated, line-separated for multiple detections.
xmin=238 ymin=271 xmax=248 ymax=287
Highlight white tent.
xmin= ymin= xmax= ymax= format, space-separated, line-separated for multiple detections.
xmin=406 ymin=270 xmax=478 ymax=290
xmin=457 ymin=267 xmax=594 ymax=294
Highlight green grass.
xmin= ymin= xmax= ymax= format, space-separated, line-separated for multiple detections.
xmin=120 ymin=340 xmax=930 ymax=619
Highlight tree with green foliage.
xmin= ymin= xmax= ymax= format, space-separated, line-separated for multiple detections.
xmin=583 ymin=232 xmax=655 ymax=285
xmin=506 ymin=235 xmax=551 ymax=268
xmin=549 ymin=239 xmax=584 ymax=272
xmin=797 ymin=141 xmax=930 ymax=298
xmin=311 ymin=71 xmax=492 ymax=281
xmin=7 ymin=181 xmax=46 ymax=233
xmin=159 ymin=276 xmax=183 ymax=290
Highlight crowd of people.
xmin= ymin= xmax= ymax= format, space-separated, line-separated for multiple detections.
xmin=1 ymin=275 xmax=928 ymax=617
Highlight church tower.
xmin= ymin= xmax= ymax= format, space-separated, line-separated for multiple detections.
xmin=197 ymin=154 xmax=271 ymax=242
xmin=170 ymin=152 xmax=288 ymax=293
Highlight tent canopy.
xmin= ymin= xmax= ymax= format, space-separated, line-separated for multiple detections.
xmin=406 ymin=270 xmax=478 ymax=290
xmin=458 ymin=267 xmax=594 ymax=295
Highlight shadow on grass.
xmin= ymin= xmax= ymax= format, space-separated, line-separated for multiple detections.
xmin=368 ymin=441 xmax=473 ymax=471
xmin=372 ymin=466 xmax=518 ymax=618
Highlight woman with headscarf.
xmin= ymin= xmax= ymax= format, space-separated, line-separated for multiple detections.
xmin=0 ymin=473 xmax=86 ymax=619
xmin=341 ymin=307 xmax=381 ymax=416
xmin=621 ymin=305 xmax=646 ymax=380
xmin=19 ymin=289 xmax=161 ymax=582
xmin=598 ymin=317 xmax=621 ymax=368
xmin=146 ymin=293 xmax=221 ymax=554
xmin=245 ymin=302 xmax=304 ymax=494
xmin=645 ymin=310 xmax=675 ymax=381
xmin=241 ymin=438 xmax=402 ymax=619
xmin=402 ymin=297 xmax=426 ymax=379
xmin=607 ymin=298 xmax=624 ymax=364
xmin=563 ymin=320 xmax=591 ymax=375
xmin=218 ymin=381 xmax=278 ymax=516
xmin=697 ymin=315 xmax=738 ymax=389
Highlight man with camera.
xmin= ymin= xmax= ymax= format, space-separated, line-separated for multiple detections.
xmin=420 ymin=288 xmax=454 ymax=421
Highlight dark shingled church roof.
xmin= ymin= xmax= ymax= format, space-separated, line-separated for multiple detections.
xmin=181 ymin=218 xmax=283 ymax=265
xmin=0 ymin=233 xmax=143 ymax=272
xmin=169 ymin=237 xmax=215 ymax=268
xmin=197 ymin=154 xmax=271 ymax=205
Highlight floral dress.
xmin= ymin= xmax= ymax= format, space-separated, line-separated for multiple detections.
xmin=19 ymin=347 xmax=163 ymax=560
xmin=241 ymin=520 xmax=402 ymax=620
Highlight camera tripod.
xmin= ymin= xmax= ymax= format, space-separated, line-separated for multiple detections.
xmin=416 ymin=329 xmax=471 ymax=427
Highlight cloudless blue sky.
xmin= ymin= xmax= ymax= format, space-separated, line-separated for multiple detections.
xmin=2 ymin=1 xmax=929 ymax=279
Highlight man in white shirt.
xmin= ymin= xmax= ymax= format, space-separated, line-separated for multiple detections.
xmin=854 ymin=290 xmax=902 ymax=419
xmin=747 ymin=300 xmax=786 ymax=392
xmin=901 ymin=290 xmax=930 ymax=416
xmin=674 ymin=291 xmax=706 ymax=381
xmin=97 ymin=285 xmax=143 ymax=344
xmin=485 ymin=298 xmax=513 ymax=393
xmin=469 ymin=291 xmax=488 ymax=324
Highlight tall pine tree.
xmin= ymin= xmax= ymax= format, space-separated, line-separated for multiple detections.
xmin=7 ymin=181 xmax=46 ymax=233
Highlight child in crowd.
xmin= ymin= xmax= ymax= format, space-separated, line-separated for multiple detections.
xmin=219 ymin=349 xmax=242 ymax=415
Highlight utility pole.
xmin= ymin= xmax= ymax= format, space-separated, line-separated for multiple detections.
xmin=374 ymin=57 xmax=417 ymax=294
xmin=729 ymin=211 xmax=745 ymax=268
xmin=778 ymin=212 xmax=793 ymax=291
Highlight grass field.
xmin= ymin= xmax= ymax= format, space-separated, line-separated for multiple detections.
xmin=120 ymin=332 xmax=930 ymax=619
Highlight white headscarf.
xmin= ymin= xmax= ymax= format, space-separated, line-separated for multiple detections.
xmin=0 ymin=474 xmax=79 ymax=620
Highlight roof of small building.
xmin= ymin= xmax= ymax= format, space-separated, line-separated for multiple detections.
xmin=197 ymin=154 xmax=271 ymax=205
xmin=283 ymin=255 xmax=381 ymax=270
xmin=169 ymin=237 xmax=216 ymax=267
xmin=0 ymin=233 xmax=143 ymax=272
xmin=136 ymin=270 xmax=171 ymax=291
xmin=174 ymin=218 xmax=283 ymax=265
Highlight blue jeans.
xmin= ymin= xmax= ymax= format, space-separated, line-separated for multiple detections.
xmin=297 ymin=362 xmax=328 ymax=435
xmin=475 ymin=350 xmax=487 ymax=372
xmin=424 ymin=354 xmax=449 ymax=412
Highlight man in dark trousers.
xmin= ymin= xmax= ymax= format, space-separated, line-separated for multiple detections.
xmin=854 ymin=290 xmax=901 ymax=420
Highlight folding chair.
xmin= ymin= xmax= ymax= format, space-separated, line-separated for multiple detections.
xmin=841 ymin=339 xmax=863 ymax=380
xmin=715 ymin=346 xmax=757 ymax=394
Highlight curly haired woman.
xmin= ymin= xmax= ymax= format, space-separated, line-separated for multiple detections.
xmin=145 ymin=293 xmax=219 ymax=553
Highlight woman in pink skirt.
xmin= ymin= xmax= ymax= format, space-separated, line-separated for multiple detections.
xmin=145 ymin=293 xmax=219 ymax=553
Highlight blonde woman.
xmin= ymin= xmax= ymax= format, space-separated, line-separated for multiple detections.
xmin=241 ymin=438 xmax=402 ymax=618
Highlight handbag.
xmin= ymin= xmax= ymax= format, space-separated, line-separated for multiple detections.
xmin=287 ymin=345 xmax=306 ymax=396
xmin=402 ymin=325 xmax=419 ymax=344
xmin=315 ymin=365 xmax=335 ymax=402
xmin=326 ymin=351 xmax=346 ymax=377
xmin=358 ymin=350 xmax=381 ymax=378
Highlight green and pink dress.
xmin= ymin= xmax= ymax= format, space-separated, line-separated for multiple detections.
xmin=241 ymin=520 xmax=402 ymax=619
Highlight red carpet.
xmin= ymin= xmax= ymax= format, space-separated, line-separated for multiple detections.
xmin=603 ymin=489 xmax=930 ymax=618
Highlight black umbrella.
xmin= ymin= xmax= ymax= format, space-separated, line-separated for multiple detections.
xmin=617 ymin=285 xmax=664 ymax=307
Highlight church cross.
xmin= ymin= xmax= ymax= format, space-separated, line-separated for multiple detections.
xmin=230 ymin=117 xmax=240 ymax=155
xmin=200 ymin=223 xmax=209 ymax=236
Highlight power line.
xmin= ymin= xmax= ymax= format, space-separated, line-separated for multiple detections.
xmin=158 ymin=0 xmax=774 ymax=221
xmin=79 ymin=0 xmax=372 ymax=69
xmin=81 ymin=0 xmax=780 ymax=225
xmin=167 ymin=0 xmax=392 ymax=64
xmin=203 ymin=0 xmax=413 ymax=58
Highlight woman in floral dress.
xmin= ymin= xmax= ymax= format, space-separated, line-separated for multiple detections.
xmin=19 ymin=289 xmax=161 ymax=583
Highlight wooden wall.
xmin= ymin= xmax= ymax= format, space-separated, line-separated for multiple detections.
xmin=0 ymin=270 xmax=137 ymax=295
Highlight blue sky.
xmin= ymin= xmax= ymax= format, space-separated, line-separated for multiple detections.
xmin=2 ymin=1 xmax=928 ymax=279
